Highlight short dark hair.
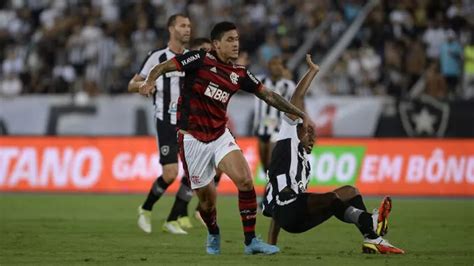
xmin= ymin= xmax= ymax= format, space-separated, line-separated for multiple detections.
xmin=190 ymin=38 xmax=211 ymax=49
xmin=210 ymin=21 xmax=237 ymax=41
xmin=167 ymin=13 xmax=188 ymax=28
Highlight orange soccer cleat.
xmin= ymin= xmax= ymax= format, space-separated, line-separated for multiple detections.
xmin=372 ymin=196 xmax=392 ymax=236
xmin=362 ymin=237 xmax=405 ymax=254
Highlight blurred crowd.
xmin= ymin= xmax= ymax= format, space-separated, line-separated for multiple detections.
xmin=0 ymin=0 xmax=473 ymax=100
xmin=317 ymin=0 xmax=474 ymax=99
xmin=0 ymin=0 xmax=341 ymax=96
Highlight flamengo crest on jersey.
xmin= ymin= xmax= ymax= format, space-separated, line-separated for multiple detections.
xmin=230 ymin=72 xmax=239 ymax=84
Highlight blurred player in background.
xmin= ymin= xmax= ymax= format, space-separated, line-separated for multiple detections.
xmin=189 ymin=38 xmax=212 ymax=53
xmin=262 ymin=54 xmax=405 ymax=254
xmin=253 ymin=56 xmax=295 ymax=177
xmin=128 ymin=14 xmax=193 ymax=235
xmin=139 ymin=21 xmax=311 ymax=255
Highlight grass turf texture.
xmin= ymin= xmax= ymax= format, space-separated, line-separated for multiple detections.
xmin=1 ymin=194 xmax=473 ymax=265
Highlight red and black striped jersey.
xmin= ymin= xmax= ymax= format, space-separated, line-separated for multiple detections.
xmin=172 ymin=50 xmax=263 ymax=142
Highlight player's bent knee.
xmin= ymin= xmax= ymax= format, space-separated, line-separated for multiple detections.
xmin=162 ymin=168 xmax=179 ymax=182
xmin=236 ymin=176 xmax=254 ymax=191
xmin=328 ymin=191 xmax=341 ymax=202
xmin=352 ymin=186 xmax=361 ymax=196
xmin=162 ymin=174 xmax=178 ymax=183
xmin=341 ymin=185 xmax=360 ymax=196
xmin=199 ymin=200 xmax=215 ymax=212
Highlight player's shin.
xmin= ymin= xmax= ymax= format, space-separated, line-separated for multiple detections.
xmin=198 ymin=206 xmax=219 ymax=235
xmin=333 ymin=198 xmax=378 ymax=239
xmin=142 ymin=176 xmax=170 ymax=210
xmin=238 ymin=189 xmax=257 ymax=245
xmin=347 ymin=195 xmax=367 ymax=211
xmin=349 ymin=208 xmax=378 ymax=239
xmin=347 ymin=195 xmax=376 ymax=236
xmin=167 ymin=177 xmax=193 ymax=221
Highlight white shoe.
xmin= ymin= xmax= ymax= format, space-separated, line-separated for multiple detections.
xmin=177 ymin=216 xmax=193 ymax=229
xmin=162 ymin=221 xmax=188 ymax=234
xmin=137 ymin=206 xmax=152 ymax=233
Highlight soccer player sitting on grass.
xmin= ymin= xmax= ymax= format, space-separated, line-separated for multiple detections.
xmin=262 ymin=54 xmax=405 ymax=255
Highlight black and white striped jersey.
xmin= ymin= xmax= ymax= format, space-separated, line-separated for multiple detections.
xmin=253 ymin=77 xmax=295 ymax=138
xmin=139 ymin=47 xmax=188 ymax=125
xmin=262 ymin=115 xmax=311 ymax=217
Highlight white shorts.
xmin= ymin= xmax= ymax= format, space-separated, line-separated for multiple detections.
xmin=179 ymin=129 xmax=240 ymax=189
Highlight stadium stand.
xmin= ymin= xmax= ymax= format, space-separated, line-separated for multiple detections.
xmin=1 ymin=0 xmax=472 ymax=99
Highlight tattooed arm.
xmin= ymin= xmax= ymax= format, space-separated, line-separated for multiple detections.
xmin=255 ymin=85 xmax=305 ymax=118
xmin=255 ymin=85 xmax=308 ymax=124
xmin=138 ymin=60 xmax=178 ymax=97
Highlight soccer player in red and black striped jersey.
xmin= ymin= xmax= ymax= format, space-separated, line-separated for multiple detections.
xmin=140 ymin=22 xmax=310 ymax=255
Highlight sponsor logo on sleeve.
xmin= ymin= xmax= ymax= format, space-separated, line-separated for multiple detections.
xmin=180 ymin=53 xmax=201 ymax=66
xmin=246 ymin=70 xmax=259 ymax=85
xmin=206 ymin=53 xmax=216 ymax=60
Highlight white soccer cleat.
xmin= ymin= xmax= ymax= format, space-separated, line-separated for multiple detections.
xmin=162 ymin=221 xmax=188 ymax=235
xmin=177 ymin=216 xmax=193 ymax=229
xmin=137 ymin=206 xmax=152 ymax=234
xmin=362 ymin=237 xmax=405 ymax=254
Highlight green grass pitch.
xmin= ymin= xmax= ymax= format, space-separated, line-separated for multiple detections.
xmin=1 ymin=194 xmax=473 ymax=265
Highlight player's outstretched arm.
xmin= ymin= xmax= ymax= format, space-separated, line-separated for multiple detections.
xmin=255 ymin=85 xmax=308 ymax=125
xmin=286 ymin=54 xmax=319 ymax=121
xmin=139 ymin=60 xmax=178 ymax=97
xmin=127 ymin=74 xmax=145 ymax=93
xmin=267 ymin=218 xmax=281 ymax=245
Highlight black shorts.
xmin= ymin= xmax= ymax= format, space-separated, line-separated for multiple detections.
xmin=257 ymin=134 xmax=271 ymax=142
xmin=273 ymin=193 xmax=309 ymax=233
xmin=273 ymin=192 xmax=338 ymax=233
xmin=155 ymin=118 xmax=178 ymax=165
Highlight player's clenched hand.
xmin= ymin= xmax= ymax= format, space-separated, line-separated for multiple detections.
xmin=139 ymin=80 xmax=156 ymax=97
xmin=305 ymin=54 xmax=319 ymax=73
